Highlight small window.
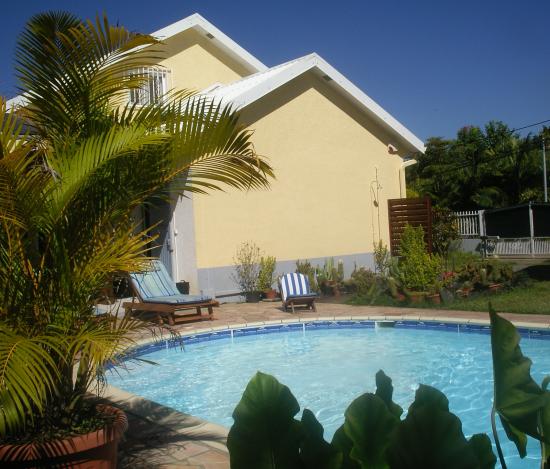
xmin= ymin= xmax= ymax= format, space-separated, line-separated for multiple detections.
xmin=129 ymin=67 xmax=171 ymax=105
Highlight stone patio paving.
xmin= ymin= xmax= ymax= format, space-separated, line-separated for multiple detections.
xmin=111 ymin=299 xmax=550 ymax=468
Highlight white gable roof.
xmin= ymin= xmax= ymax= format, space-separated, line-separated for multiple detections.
xmin=206 ymin=53 xmax=425 ymax=153
xmin=152 ymin=13 xmax=267 ymax=74
xmin=6 ymin=13 xmax=266 ymax=110
xmin=6 ymin=13 xmax=424 ymax=153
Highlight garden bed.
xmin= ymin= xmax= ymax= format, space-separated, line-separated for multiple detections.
xmin=348 ymin=280 xmax=550 ymax=315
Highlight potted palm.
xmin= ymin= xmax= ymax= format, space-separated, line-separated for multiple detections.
xmin=258 ymin=255 xmax=277 ymax=300
xmin=0 ymin=12 xmax=272 ymax=467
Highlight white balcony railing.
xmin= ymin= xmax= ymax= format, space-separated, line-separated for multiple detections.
xmin=486 ymin=237 xmax=550 ymax=257
xmin=129 ymin=67 xmax=171 ymax=106
xmin=453 ymin=210 xmax=484 ymax=237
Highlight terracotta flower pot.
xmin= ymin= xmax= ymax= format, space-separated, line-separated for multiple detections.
xmin=0 ymin=404 xmax=127 ymax=468
xmin=427 ymin=293 xmax=441 ymax=305
xmin=263 ymin=289 xmax=277 ymax=300
xmin=408 ymin=292 xmax=425 ymax=303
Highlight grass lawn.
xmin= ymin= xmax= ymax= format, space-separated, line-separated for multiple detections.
xmin=349 ymin=280 xmax=550 ymax=315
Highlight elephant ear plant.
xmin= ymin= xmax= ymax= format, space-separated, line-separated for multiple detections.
xmin=228 ymin=310 xmax=550 ymax=468
xmin=490 ymin=308 xmax=550 ymax=468
xmin=0 ymin=11 xmax=273 ymax=444
xmin=228 ymin=371 xmax=496 ymax=469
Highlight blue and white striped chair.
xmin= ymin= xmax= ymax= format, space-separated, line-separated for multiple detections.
xmin=279 ymin=273 xmax=318 ymax=313
xmin=123 ymin=260 xmax=217 ymax=325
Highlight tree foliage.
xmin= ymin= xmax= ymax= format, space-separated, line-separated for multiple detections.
xmin=0 ymin=11 xmax=273 ymax=440
xmin=397 ymin=225 xmax=442 ymax=292
xmin=407 ymin=122 xmax=547 ymax=210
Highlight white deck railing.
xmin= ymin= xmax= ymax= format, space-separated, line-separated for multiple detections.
xmin=453 ymin=210 xmax=484 ymax=237
xmin=486 ymin=237 xmax=550 ymax=257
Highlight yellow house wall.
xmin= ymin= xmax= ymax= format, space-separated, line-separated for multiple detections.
xmin=157 ymin=28 xmax=250 ymax=92
xmin=192 ymin=72 xmax=408 ymax=269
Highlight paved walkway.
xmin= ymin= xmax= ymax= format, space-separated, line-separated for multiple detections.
xmin=112 ymin=299 xmax=550 ymax=468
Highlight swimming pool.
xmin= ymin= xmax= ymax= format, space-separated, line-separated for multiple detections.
xmin=108 ymin=320 xmax=550 ymax=468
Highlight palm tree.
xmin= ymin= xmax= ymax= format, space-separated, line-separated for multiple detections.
xmin=0 ymin=12 xmax=273 ymax=440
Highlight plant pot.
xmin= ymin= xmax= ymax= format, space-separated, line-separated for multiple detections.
xmin=395 ymin=293 xmax=406 ymax=302
xmin=408 ymin=292 xmax=426 ymax=303
xmin=176 ymin=280 xmax=190 ymax=294
xmin=426 ymin=293 xmax=441 ymax=305
xmin=0 ymin=404 xmax=127 ymax=468
xmin=245 ymin=291 xmax=261 ymax=303
xmin=263 ymin=289 xmax=277 ymax=300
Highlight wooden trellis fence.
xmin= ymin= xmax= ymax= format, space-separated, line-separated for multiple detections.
xmin=388 ymin=197 xmax=432 ymax=256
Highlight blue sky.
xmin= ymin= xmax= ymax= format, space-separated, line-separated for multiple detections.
xmin=2 ymin=0 xmax=549 ymax=141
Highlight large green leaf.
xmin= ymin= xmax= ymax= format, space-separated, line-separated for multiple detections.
xmin=387 ymin=385 xmax=482 ymax=468
xmin=332 ymin=425 xmax=361 ymax=469
xmin=343 ymin=393 xmax=399 ymax=469
xmin=468 ymin=434 xmax=497 ymax=469
xmin=227 ymin=372 xmax=303 ymax=469
xmin=490 ymin=308 xmax=550 ymax=457
xmin=408 ymin=383 xmax=449 ymax=413
xmin=300 ymin=409 xmax=342 ymax=469
xmin=375 ymin=369 xmax=403 ymax=419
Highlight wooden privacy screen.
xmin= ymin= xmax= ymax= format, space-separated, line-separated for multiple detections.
xmin=388 ymin=197 xmax=433 ymax=256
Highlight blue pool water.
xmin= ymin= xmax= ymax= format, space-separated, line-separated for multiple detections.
xmin=108 ymin=323 xmax=550 ymax=468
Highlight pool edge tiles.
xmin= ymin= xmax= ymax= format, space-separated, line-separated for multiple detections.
xmin=123 ymin=317 xmax=550 ymax=361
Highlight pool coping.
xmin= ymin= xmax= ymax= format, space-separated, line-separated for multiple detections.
xmin=127 ymin=314 xmax=550 ymax=351
xmin=105 ymin=313 xmax=550 ymax=462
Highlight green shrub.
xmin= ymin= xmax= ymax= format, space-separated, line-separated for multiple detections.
xmin=398 ymin=225 xmax=442 ymax=292
xmin=315 ymin=258 xmax=345 ymax=294
xmin=455 ymin=259 xmax=513 ymax=290
xmin=257 ymin=255 xmax=276 ymax=291
xmin=232 ymin=242 xmax=261 ymax=293
xmin=373 ymin=240 xmax=391 ymax=275
xmin=349 ymin=267 xmax=378 ymax=297
xmin=446 ymin=250 xmax=481 ymax=271
xmin=432 ymin=206 xmax=460 ymax=257
xmin=296 ymin=259 xmax=318 ymax=291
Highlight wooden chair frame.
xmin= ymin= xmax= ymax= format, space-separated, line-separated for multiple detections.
xmin=123 ymin=296 xmax=218 ymax=325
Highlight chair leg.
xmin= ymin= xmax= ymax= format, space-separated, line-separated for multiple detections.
xmin=311 ymin=301 xmax=316 ymax=312
xmin=207 ymin=305 xmax=214 ymax=320
xmin=196 ymin=306 xmax=202 ymax=316
xmin=291 ymin=302 xmax=295 ymax=314
xmin=156 ymin=313 xmax=164 ymax=326
xmin=167 ymin=313 xmax=175 ymax=326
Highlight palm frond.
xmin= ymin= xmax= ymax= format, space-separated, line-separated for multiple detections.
xmin=0 ymin=326 xmax=62 ymax=437
xmin=16 ymin=12 xmax=162 ymax=141
xmin=163 ymin=95 xmax=274 ymax=192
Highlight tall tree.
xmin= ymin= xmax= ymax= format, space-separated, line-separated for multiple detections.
xmin=408 ymin=122 xmax=544 ymax=210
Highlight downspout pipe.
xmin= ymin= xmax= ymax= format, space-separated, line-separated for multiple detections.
xmin=399 ymin=158 xmax=417 ymax=198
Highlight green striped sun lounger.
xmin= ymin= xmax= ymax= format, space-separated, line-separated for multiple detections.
xmin=123 ymin=260 xmax=217 ymax=325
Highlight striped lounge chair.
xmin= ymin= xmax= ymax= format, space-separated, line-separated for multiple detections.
xmin=279 ymin=273 xmax=318 ymax=313
xmin=123 ymin=260 xmax=217 ymax=325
